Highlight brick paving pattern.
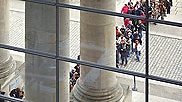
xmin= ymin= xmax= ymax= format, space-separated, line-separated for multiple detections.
xmin=9 ymin=10 xmax=25 ymax=48
xmin=122 ymin=35 xmax=182 ymax=81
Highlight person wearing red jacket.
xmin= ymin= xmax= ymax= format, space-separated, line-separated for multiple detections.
xmin=140 ymin=12 xmax=146 ymax=25
xmin=121 ymin=4 xmax=129 ymax=14
xmin=124 ymin=18 xmax=130 ymax=27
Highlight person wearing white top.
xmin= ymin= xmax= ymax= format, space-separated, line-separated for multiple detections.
xmin=133 ymin=40 xmax=142 ymax=62
xmin=117 ymin=34 xmax=126 ymax=44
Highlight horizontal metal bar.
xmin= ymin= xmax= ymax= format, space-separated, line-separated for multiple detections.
xmin=56 ymin=56 xmax=146 ymax=78
xmin=149 ymin=75 xmax=182 ymax=86
xmin=0 ymin=44 xmax=182 ymax=86
xmin=57 ymin=3 xmax=145 ymax=20
xmin=0 ymin=44 xmax=56 ymax=59
xmin=22 ymin=0 xmax=182 ymax=27
xmin=22 ymin=0 xmax=55 ymax=6
xmin=0 ymin=94 xmax=28 ymax=102
xmin=148 ymin=18 xmax=182 ymax=27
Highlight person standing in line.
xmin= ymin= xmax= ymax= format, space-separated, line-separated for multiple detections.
xmin=116 ymin=40 xmax=120 ymax=68
xmin=18 ymin=91 xmax=25 ymax=100
xmin=126 ymin=20 xmax=135 ymax=34
xmin=121 ymin=4 xmax=129 ymax=14
xmin=126 ymin=33 xmax=132 ymax=58
xmin=137 ymin=20 xmax=145 ymax=38
xmin=134 ymin=40 xmax=142 ymax=62
xmin=9 ymin=88 xmax=20 ymax=98
xmin=120 ymin=41 xmax=128 ymax=66
xmin=158 ymin=4 xmax=166 ymax=20
xmin=166 ymin=0 xmax=171 ymax=14
xmin=116 ymin=26 xmax=120 ymax=40
xmin=169 ymin=0 xmax=173 ymax=6
xmin=74 ymin=64 xmax=80 ymax=77
xmin=120 ymin=25 xmax=126 ymax=36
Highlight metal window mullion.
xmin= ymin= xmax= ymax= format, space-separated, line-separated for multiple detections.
xmin=56 ymin=0 xmax=60 ymax=102
xmin=148 ymin=18 xmax=182 ymax=27
xmin=22 ymin=0 xmax=56 ymax=6
xmin=149 ymin=75 xmax=182 ymax=86
xmin=145 ymin=0 xmax=150 ymax=102
xmin=0 ymin=44 xmax=56 ymax=59
xmin=22 ymin=0 xmax=182 ymax=27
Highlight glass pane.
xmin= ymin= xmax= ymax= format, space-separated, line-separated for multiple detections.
xmin=69 ymin=7 xmax=146 ymax=74
xmin=69 ymin=8 xmax=80 ymax=65
xmin=149 ymin=24 xmax=182 ymax=81
xmin=154 ymin=0 xmax=182 ymax=23
xmin=149 ymin=80 xmax=182 ymax=102
xmin=25 ymin=55 xmax=56 ymax=102
xmin=70 ymin=9 xmax=118 ymax=68
xmin=9 ymin=0 xmax=25 ymax=49
xmin=0 ymin=49 xmax=27 ymax=101
xmin=69 ymin=16 xmax=80 ymax=60
xmin=25 ymin=2 xmax=56 ymax=54
xmin=132 ymin=77 xmax=145 ymax=102
xmin=117 ymin=74 xmax=145 ymax=102
xmin=70 ymin=8 xmax=80 ymax=21
xmin=71 ymin=67 xmax=146 ymax=101
xmin=68 ymin=0 xmax=116 ymax=12
xmin=0 ymin=52 xmax=57 ymax=102
xmin=117 ymin=73 xmax=145 ymax=102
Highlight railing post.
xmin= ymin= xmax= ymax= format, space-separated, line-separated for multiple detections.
xmin=132 ymin=76 xmax=138 ymax=91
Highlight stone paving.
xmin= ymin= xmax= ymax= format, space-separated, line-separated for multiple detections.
xmin=9 ymin=10 xmax=25 ymax=48
xmin=122 ymin=34 xmax=182 ymax=81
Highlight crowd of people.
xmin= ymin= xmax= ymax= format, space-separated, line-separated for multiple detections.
xmin=116 ymin=19 xmax=144 ymax=68
xmin=9 ymin=87 xmax=25 ymax=100
xmin=69 ymin=64 xmax=80 ymax=92
xmin=116 ymin=0 xmax=173 ymax=68
xmin=121 ymin=0 xmax=173 ymax=22
xmin=0 ymin=87 xmax=25 ymax=102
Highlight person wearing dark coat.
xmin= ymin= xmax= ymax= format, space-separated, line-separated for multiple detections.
xmin=137 ymin=20 xmax=145 ymax=38
xmin=119 ymin=42 xmax=128 ymax=66
xmin=9 ymin=88 xmax=20 ymax=98
xmin=0 ymin=91 xmax=5 ymax=102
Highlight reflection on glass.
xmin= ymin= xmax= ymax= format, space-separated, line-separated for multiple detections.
xmin=25 ymin=2 xmax=57 ymax=54
xmin=25 ymin=55 xmax=56 ymax=102
xmin=9 ymin=0 xmax=25 ymax=49
xmin=0 ymin=50 xmax=24 ymax=100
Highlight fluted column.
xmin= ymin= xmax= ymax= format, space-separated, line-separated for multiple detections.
xmin=0 ymin=0 xmax=16 ymax=81
xmin=25 ymin=0 xmax=70 ymax=101
xmin=72 ymin=0 xmax=124 ymax=101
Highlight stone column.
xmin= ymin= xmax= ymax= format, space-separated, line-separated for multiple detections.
xmin=25 ymin=0 xmax=69 ymax=101
xmin=0 ymin=0 xmax=15 ymax=82
xmin=72 ymin=0 xmax=124 ymax=101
